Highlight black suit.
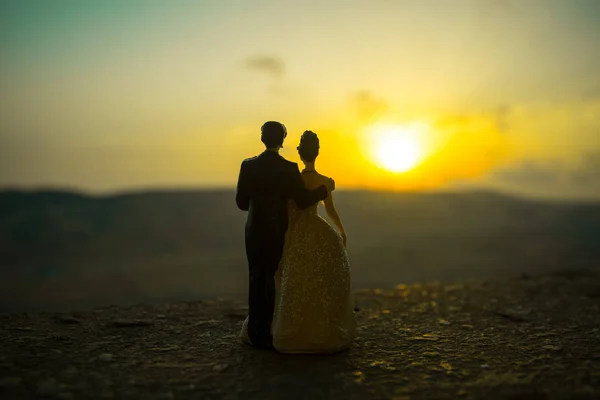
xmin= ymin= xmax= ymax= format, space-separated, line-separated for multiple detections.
xmin=236 ymin=150 xmax=328 ymax=346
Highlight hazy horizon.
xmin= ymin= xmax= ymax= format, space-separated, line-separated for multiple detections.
xmin=3 ymin=184 xmax=600 ymax=206
xmin=1 ymin=0 xmax=599 ymax=199
xmin=2 ymin=188 xmax=599 ymax=312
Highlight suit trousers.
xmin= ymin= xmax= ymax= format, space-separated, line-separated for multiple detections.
xmin=245 ymin=227 xmax=285 ymax=347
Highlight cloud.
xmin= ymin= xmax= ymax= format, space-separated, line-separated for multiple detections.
xmin=243 ymin=55 xmax=285 ymax=78
xmin=490 ymin=162 xmax=561 ymax=187
xmin=475 ymin=0 xmax=511 ymax=16
xmin=492 ymin=105 xmax=511 ymax=134
xmin=583 ymin=82 xmax=600 ymax=101
xmin=572 ymin=154 xmax=600 ymax=186
xmin=488 ymin=0 xmax=511 ymax=9
xmin=489 ymin=153 xmax=600 ymax=198
xmin=351 ymin=90 xmax=389 ymax=122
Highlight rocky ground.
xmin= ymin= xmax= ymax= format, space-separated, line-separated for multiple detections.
xmin=1 ymin=268 xmax=599 ymax=399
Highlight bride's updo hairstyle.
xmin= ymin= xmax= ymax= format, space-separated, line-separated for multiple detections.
xmin=297 ymin=131 xmax=320 ymax=162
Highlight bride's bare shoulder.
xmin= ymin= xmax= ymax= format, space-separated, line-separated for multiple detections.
xmin=315 ymin=172 xmax=333 ymax=186
xmin=300 ymin=171 xmax=331 ymax=189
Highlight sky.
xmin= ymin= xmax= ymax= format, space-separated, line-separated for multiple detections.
xmin=1 ymin=0 xmax=599 ymax=199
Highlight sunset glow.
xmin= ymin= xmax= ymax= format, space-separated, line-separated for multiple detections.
xmin=1 ymin=1 xmax=599 ymax=199
xmin=364 ymin=123 xmax=426 ymax=173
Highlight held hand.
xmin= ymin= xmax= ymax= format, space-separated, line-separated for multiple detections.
xmin=324 ymin=178 xmax=336 ymax=192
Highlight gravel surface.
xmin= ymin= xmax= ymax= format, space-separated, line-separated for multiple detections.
xmin=1 ymin=269 xmax=599 ymax=399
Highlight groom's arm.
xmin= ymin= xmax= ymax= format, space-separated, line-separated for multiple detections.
xmin=236 ymin=161 xmax=250 ymax=211
xmin=290 ymin=164 xmax=329 ymax=210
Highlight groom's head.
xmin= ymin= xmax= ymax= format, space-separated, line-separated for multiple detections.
xmin=261 ymin=121 xmax=287 ymax=149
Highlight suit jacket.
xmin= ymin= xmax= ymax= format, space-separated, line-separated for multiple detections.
xmin=236 ymin=151 xmax=328 ymax=241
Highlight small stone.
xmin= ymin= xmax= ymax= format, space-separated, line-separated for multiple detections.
xmin=440 ymin=362 xmax=453 ymax=371
xmin=226 ymin=311 xmax=247 ymax=320
xmin=369 ymin=360 xmax=393 ymax=369
xmin=0 ymin=376 xmax=23 ymax=388
xmin=438 ymin=319 xmax=451 ymax=326
xmin=193 ymin=320 xmax=219 ymax=327
xmin=57 ymin=315 xmax=81 ymax=324
xmin=494 ymin=310 xmax=530 ymax=323
xmin=542 ymin=345 xmax=562 ymax=351
xmin=13 ymin=326 xmax=35 ymax=331
xmin=37 ymin=378 xmax=59 ymax=396
xmin=353 ymin=370 xmax=365 ymax=384
xmin=62 ymin=367 xmax=78 ymax=376
xmin=409 ymin=335 xmax=439 ymax=341
xmin=52 ymin=333 xmax=70 ymax=342
xmin=99 ymin=353 xmax=114 ymax=362
xmin=109 ymin=319 xmax=154 ymax=327
xmin=481 ymin=364 xmax=490 ymax=368
xmin=212 ymin=363 xmax=229 ymax=372
xmin=153 ymin=345 xmax=180 ymax=352
xmin=534 ymin=332 xmax=556 ymax=338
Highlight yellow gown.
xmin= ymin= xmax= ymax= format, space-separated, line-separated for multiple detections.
xmin=272 ymin=200 xmax=356 ymax=353
xmin=240 ymin=199 xmax=356 ymax=354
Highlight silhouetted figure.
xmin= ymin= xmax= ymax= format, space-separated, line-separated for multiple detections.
xmin=235 ymin=121 xmax=334 ymax=348
xmin=238 ymin=130 xmax=356 ymax=353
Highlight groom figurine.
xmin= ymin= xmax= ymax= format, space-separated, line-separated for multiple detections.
xmin=236 ymin=121 xmax=334 ymax=348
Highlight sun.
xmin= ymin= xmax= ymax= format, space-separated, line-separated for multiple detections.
xmin=370 ymin=124 xmax=424 ymax=173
